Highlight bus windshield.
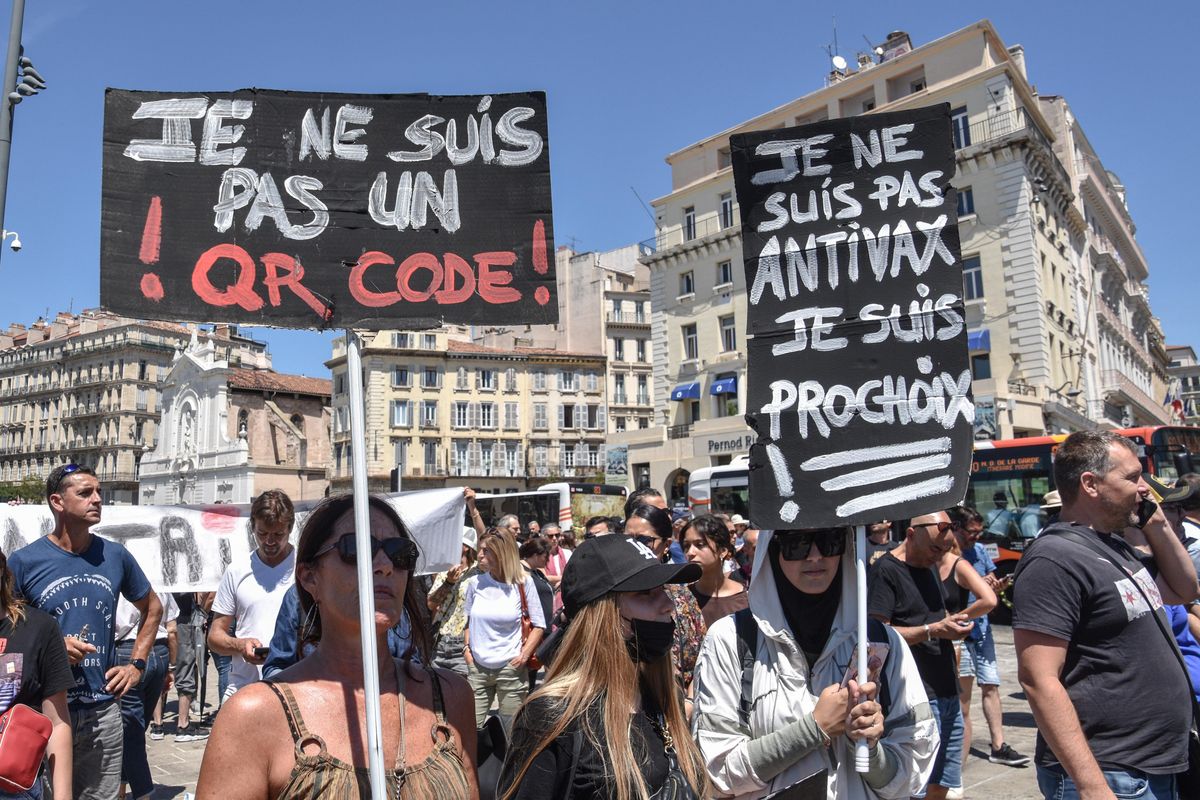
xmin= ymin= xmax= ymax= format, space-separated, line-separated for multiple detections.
xmin=967 ymin=446 xmax=1054 ymax=540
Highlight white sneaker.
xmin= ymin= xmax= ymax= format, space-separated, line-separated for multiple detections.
xmin=946 ymin=787 xmax=964 ymax=799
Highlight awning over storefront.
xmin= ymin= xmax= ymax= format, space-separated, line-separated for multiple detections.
xmin=968 ymin=329 xmax=991 ymax=352
xmin=670 ymin=382 xmax=701 ymax=401
xmin=710 ymin=377 xmax=738 ymax=395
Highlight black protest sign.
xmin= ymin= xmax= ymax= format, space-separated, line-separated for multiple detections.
xmin=733 ymin=104 xmax=972 ymax=529
xmin=101 ymin=89 xmax=557 ymax=329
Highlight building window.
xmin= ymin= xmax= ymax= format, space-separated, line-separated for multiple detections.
xmin=689 ymin=400 xmax=701 ymax=424
xmin=504 ymin=368 xmax=518 ymax=392
xmin=421 ymin=367 xmax=440 ymax=388
xmin=138 ymin=360 xmax=148 ymax=381
xmin=477 ymin=369 xmax=496 ymax=391
xmin=614 ymin=374 xmax=627 ymax=405
xmin=532 ymin=369 xmax=546 ymax=392
xmin=716 ymin=260 xmax=733 ymax=287
xmin=719 ymin=315 xmax=736 ymax=352
xmin=456 ymin=367 xmax=469 ymax=389
xmin=683 ymin=206 xmax=696 ymax=241
xmin=390 ymin=400 xmax=411 ymax=428
xmin=421 ymin=333 xmax=437 ymax=350
xmin=636 ymin=339 xmax=647 ymax=362
xmin=421 ymin=401 xmax=438 ymax=427
xmin=679 ymin=271 xmax=695 ymax=297
xmin=637 ymin=374 xmax=649 ymax=406
xmin=717 ymin=147 xmax=731 ymax=170
xmin=963 ymin=256 xmax=984 ymax=300
xmin=719 ymin=193 xmax=734 ymax=229
xmin=951 ymin=107 xmax=970 ymax=149
xmin=423 ymin=441 xmax=438 ymax=472
xmin=957 ymin=187 xmax=975 ymax=217
xmin=453 ymin=402 xmax=470 ymax=429
xmin=479 ymin=402 xmax=496 ymax=430
xmin=533 ymin=403 xmax=548 ymax=430
xmin=504 ymin=402 xmax=519 ymax=430
xmin=559 ymin=370 xmax=577 ymax=392
xmin=615 ymin=416 xmax=626 ymax=432
xmin=392 ymin=367 xmax=410 ymax=387
xmin=683 ymin=324 xmax=699 ymax=361
xmin=392 ymin=332 xmax=411 ymax=348
xmin=971 ymin=354 xmax=992 ymax=381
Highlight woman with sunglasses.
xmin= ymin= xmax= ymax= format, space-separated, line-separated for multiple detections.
xmin=196 ymin=494 xmax=477 ymax=800
xmin=498 ymin=535 xmax=711 ymax=800
xmin=692 ymin=528 xmax=936 ymax=799
xmin=625 ymin=504 xmax=707 ymax=697
xmin=463 ymin=531 xmax=546 ymax=729
xmin=680 ymin=514 xmax=749 ymax=629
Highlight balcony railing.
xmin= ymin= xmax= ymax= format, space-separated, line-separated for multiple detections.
xmin=606 ymin=312 xmax=650 ymax=326
xmin=1100 ymin=370 xmax=1171 ymax=425
xmin=641 ymin=207 xmax=741 ymax=254
xmin=667 ymin=424 xmax=692 ymax=440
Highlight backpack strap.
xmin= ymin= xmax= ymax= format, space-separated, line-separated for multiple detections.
xmin=732 ymin=607 xmax=758 ymax=732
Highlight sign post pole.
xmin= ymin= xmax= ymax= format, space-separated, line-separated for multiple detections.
xmin=346 ymin=328 xmax=386 ymax=800
xmin=855 ymin=523 xmax=869 ymax=773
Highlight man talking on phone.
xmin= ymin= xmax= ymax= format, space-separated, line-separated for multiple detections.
xmin=208 ymin=490 xmax=296 ymax=701
xmin=1013 ymin=430 xmax=1199 ymax=800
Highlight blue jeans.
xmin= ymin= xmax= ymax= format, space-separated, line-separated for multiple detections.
xmin=1037 ymin=765 xmax=1177 ymax=799
xmin=0 ymin=776 xmax=43 ymax=800
xmin=116 ymin=640 xmax=169 ymax=798
xmin=213 ymin=652 xmax=231 ymax=704
xmin=918 ymin=694 xmax=964 ymax=795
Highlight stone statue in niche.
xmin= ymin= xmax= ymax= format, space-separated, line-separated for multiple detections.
xmin=181 ymin=407 xmax=195 ymax=455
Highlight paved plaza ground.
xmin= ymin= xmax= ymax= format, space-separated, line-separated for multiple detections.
xmin=144 ymin=626 xmax=1044 ymax=799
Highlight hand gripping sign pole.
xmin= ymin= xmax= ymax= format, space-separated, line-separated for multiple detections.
xmin=345 ymin=328 xmax=387 ymax=800
xmin=855 ymin=524 xmax=869 ymax=773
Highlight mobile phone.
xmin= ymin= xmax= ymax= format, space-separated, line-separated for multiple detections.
xmin=253 ymin=646 xmax=270 ymax=659
xmin=1135 ymin=497 xmax=1158 ymax=529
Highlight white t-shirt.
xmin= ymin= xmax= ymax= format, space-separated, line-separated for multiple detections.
xmin=116 ymin=591 xmax=179 ymax=642
xmin=464 ymin=573 xmax=547 ymax=669
xmin=213 ymin=550 xmax=295 ymax=691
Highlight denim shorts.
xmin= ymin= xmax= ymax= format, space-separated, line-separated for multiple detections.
xmin=958 ymin=632 xmax=1000 ymax=686
xmin=1036 ymin=764 xmax=1177 ymax=799
xmin=918 ymin=694 xmax=964 ymax=793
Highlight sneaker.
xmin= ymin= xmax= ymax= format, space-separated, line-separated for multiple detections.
xmin=148 ymin=724 xmax=165 ymax=741
xmin=989 ymin=742 xmax=1030 ymax=767
xmin=946 ymin=787 xmax=964 ymax=800
xmin=175 ymin=726 xmax=210 ymax=743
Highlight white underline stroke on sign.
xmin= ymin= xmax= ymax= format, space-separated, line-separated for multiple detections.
xmin=819 ymin=453 xmax=951 ymax=491
xmin=799 ymin=437 xmax=951 ymax=471
xmin=835 ymin=476 xmax=955 ymax=517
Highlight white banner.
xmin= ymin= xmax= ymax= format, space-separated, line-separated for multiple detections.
xmin=0 ymin=488 xmax=463 ymax=592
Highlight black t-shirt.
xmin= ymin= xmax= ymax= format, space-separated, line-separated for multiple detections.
xmin=0 ymin=606 xmax=75 ymax=712
xmin=866 ymin=540 xmax=897 ymax=570
xmin=1012 ymin=522 xmax=1190 ymax=774
xmin=499 ymin=692 xmax=670 ymax=799
xmin=868 ymin=553 xmax=958 ymax=698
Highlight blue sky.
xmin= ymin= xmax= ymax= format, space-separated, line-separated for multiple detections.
xmin=3 ymin=0 xmax=1196 ymax=377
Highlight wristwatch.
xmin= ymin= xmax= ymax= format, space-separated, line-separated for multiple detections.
xmin=129 ymin=658 xmax=147 ymax=672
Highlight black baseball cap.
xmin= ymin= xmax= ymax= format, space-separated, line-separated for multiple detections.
xmin=560 ymin=535 xmax=701 ymax=617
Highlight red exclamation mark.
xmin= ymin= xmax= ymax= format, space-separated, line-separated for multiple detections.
xmin=138 ymin=196 xmax=164 ymax=302
xmin=532 ymin=219 xmax=550 ymax=305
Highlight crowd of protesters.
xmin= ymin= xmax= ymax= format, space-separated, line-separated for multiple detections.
xmin=3 ymin=429 xmax=1200 ymax=799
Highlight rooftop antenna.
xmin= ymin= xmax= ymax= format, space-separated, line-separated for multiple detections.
xmin=862 ymin=34 xmax=884 ymax=59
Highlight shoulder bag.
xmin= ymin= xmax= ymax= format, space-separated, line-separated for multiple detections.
xmin=0 ymin=703 xmax=52 ymax=792
xmin=517 ymin=582 xmax=543 ymax=671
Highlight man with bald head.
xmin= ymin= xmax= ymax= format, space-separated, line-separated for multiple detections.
xmin=869 ymin=511 xmax=973 ymax=799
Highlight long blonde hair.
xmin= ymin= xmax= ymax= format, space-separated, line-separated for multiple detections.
xmin=479 ymin=531 xmax=523 ymax=585
xmin=502 ymin=594 xmax=710 ymax=800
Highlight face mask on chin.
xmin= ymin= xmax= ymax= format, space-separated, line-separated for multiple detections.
xmin=624 ymin=617 xmax=676 ymax=664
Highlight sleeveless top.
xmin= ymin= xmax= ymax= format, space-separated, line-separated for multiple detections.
xmin=940 ymin=557 xmax=969 ymax=614
xmin=265 ymin=663 xmax=472 ymax=800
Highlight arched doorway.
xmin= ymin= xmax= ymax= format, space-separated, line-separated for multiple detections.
xmin=666 ymin=468 xmax=690 ymax=509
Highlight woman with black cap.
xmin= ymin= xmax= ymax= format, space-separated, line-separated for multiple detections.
xmin=498 ymin=535 xmax=711 ymax=800
xmin=691 ymin=528 xmax=937 ymax=799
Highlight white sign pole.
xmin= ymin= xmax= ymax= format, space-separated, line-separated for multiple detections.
xmin=346 ymin=328 xmax=387 ymax=800
xmin=855 ymin=523 xmax=870 ymax=773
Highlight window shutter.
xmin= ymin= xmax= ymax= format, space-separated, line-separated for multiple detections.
xmin=575 ymin=402 xmax=586 ymax=429
xmin=597 ymin=405 xmax=607 ymax=430
xmin=557 ymin=405 xmax=565 ymax=430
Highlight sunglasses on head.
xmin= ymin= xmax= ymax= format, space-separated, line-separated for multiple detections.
xmin=912 ymin=520 xmax=953 ymax=534
xmin=61 ymin=464 xmax=81 ymax=475
xmin=313 ymin=532 xmax=419 ymax=570
xmin=775 ymin=529 xmax=849 ymax=561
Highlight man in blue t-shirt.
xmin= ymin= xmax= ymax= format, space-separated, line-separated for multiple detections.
xmin=9 ymin=464 xmax=161 ymax=800
xmin=948 ymin=506 xmax=1029 ymax=770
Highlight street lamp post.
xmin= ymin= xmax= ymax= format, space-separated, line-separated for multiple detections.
xmin=0 ymin=0 xmax=25 ymax=267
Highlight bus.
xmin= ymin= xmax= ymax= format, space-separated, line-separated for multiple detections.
xmin=688 ymin=456 xmax=750 ymax=517
xmin=970 ymin=425 xmax=1199 ymax=620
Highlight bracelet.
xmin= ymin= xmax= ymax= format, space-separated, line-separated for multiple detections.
xmin=813 ymin=718 xmax=832 ymax=748
xmin=924 ymin=624 xmax=933 ymax=641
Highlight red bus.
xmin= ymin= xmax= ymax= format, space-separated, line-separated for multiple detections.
xmin=970 ymin=425 xmax=1200 ymax=620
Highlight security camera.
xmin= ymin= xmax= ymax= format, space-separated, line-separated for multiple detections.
xmin=9 ymin=236 xmax=20 ymax=252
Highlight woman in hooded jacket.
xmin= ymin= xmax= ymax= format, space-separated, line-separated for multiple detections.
xmin=691 ymin=527 xmax=937 ymax=799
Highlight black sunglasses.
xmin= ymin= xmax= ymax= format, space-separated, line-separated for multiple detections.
xmin=775 ymin=529 xmax=849 ymax=561
xmin=313 ymin=532 xmax=419 ymax=570
xmin=634 ymin=535 xmax=664 ymax=549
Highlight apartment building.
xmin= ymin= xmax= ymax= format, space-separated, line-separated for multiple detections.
xmin=474 ymin=243 xmax=656 ymax=434
xmin=139 ymin=333 xmax=330 ymax=505
xmin=326 ymin=330 xmax=607 ymax=493
xmin=1168 ymin=345 xmax=1200 ymax=424
xmin=617 ymin=21 xmax=1172 ymax=502
xmin=0 ymin=309 xmax=269 ymax=504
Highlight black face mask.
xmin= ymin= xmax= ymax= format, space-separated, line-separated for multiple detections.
xmin=624 ymin=618 xmax=675 ymax=664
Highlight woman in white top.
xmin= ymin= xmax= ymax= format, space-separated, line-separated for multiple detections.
xmin=463 ymin=530 xmax=546 ymax=728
